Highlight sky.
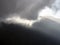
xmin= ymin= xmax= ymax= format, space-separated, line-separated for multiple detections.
xmin=0 ymin=0 xmax=59 ymax=27
xmin=0 ymin=0 xmax=53 ymax=19
xmin=0 ymin=0 xmax=60 ymax=27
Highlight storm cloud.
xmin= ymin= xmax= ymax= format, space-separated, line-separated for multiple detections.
xmin=0 ymin=0 xmax=54 ymax=20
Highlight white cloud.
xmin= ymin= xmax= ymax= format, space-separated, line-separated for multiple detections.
xmin=5 ymin=15 xmax=37 ymax=27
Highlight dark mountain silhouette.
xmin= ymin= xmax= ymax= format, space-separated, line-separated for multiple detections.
xmin=0 ymin=22 xmax=59 ymax=45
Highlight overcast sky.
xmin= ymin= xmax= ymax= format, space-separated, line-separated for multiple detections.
xmin=0 ymin=0 xmax=54 ymax=20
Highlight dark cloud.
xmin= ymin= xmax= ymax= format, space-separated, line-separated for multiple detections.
xmin=0 ymin=0 xmax=54 ymax=20
xmin=0 ymin=0 xmax=16 ymax=16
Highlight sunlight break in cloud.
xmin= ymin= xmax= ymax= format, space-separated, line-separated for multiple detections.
xmin=5 ymin=15 xmax=37 ymax=27
xmin=37 ymin=0 xmax=60 ymax=21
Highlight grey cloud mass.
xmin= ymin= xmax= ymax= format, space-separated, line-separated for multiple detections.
xmin=0 ymin=0 xmax=54 ymax=20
